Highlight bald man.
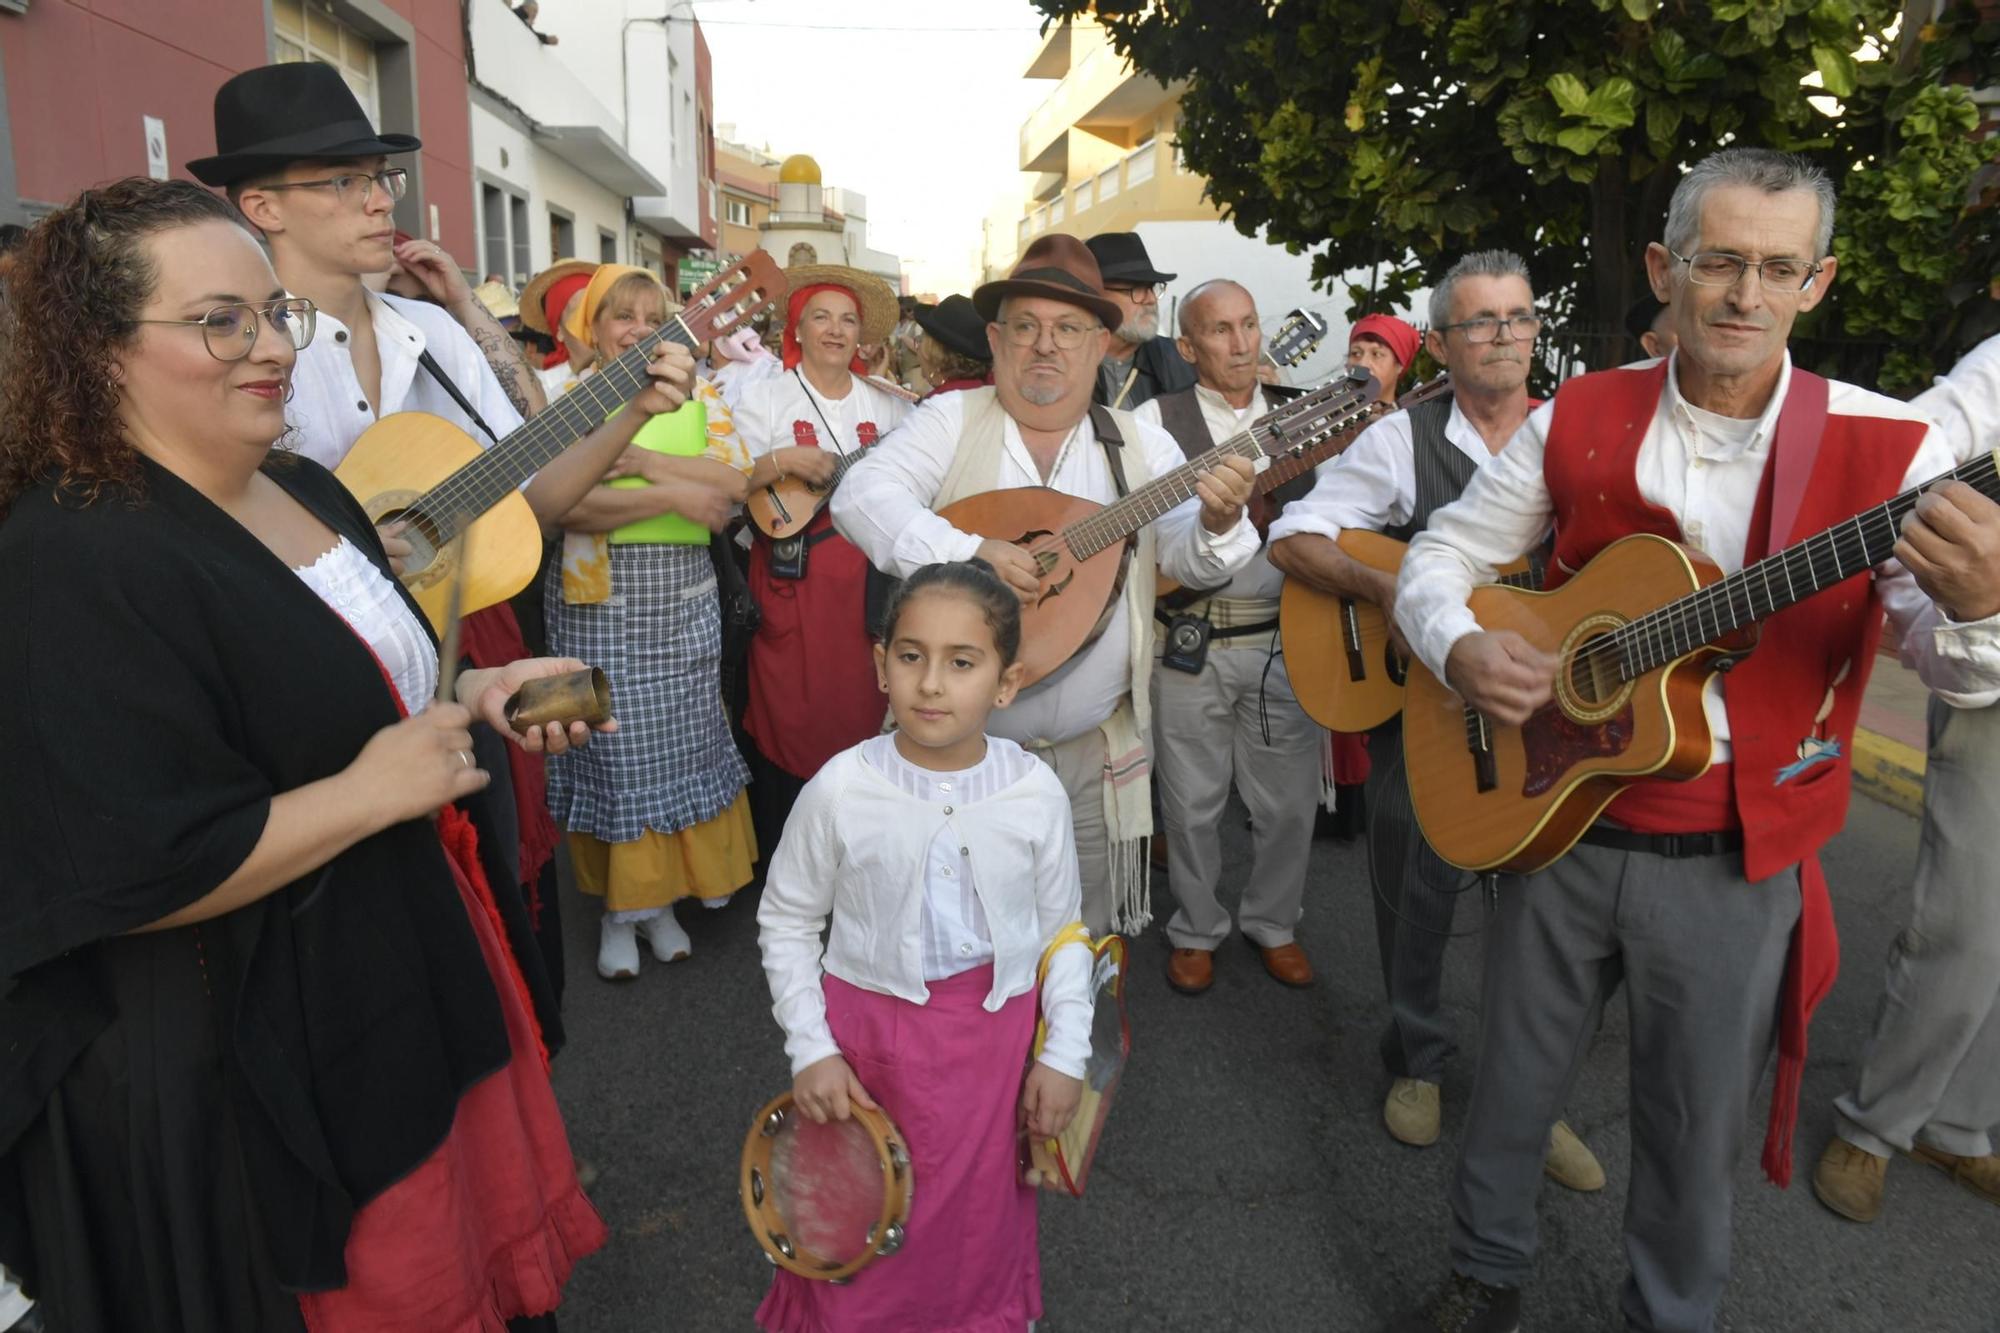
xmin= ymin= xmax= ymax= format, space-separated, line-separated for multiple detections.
xmin=1135 ymin=280 xmax=1324 ymax=994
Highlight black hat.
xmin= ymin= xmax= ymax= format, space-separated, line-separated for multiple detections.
xmin=187 ymin=63 xmax=421 ymax=188
xmin=912 ymin=295 xmax=992 ymax=364
xmin=1084 ymin=231 xmax=1176 ymax=286
xmin=1624 ymin=293 xmax=1668 ymax=342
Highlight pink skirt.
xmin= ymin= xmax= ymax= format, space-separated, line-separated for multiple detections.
xmin=757 ymin=966 xmax=1042 ymax=1333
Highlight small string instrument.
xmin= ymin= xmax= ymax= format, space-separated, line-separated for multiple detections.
xmin=1401 ymin=450 xmax=2000 ymax=873
xmin=938 ymin=366 xmax=1388 ymax=687
xmin=336 ymin=251 xmax=785 ymax=629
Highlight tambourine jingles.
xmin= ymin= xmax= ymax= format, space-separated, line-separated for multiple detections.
xmin=739 ymin=1091 xmax=914 ymax=1281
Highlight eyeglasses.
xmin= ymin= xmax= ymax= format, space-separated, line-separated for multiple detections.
xmin=259 ymin=167 xmax=408 ymax=208
xmin=136 ymin=298 xmax=318 ymax=361
xmin=995 ymin=315 xmax=1102 ymax=350
xmin=1103 ymin=282 xmax=1166 ymax=302
xmin=1436 ymin=313 xmax=1543 ymax=344
xmin=1668 ymin=248 xmax=1821 ymax=292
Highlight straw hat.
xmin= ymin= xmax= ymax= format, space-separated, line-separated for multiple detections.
xmin=782 ymin=263 xmax=899 ymax=344
xmin=519 ymin=258 xmax=597 ymax=336
xmin=470 ymin=279 xmax=518 ymax=323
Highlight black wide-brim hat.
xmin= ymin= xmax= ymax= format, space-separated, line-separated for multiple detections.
xmin=1085 ymin=231 xmax=1176 ymax=286
xmin=913 ymin=294 xmax=992 ymax=364
xmin=187 ymin=62 xmax=421 ymax=188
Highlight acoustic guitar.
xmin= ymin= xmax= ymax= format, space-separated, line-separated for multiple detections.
xmin=335 ymin=251 xmax=785 ymax=629
xmin=1400 ymin=449 xmax=2000 ymax=874
xmin=1281 ymin=528 xmax=1536 ymax=734
xmin=937 ymin=366 xmax=1387 ymax=687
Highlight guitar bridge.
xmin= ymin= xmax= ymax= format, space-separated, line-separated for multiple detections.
xmin=1340 ymin=598 xmax=1366 ymax=681
xmin=1464 ymin=707 xmax=1498 ymax=794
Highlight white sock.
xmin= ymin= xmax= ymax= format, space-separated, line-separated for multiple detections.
xmin=702 ymin=892 xmax=735 ymax=911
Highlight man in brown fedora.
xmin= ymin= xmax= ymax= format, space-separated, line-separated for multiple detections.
xmin=833 ymin=235 xmax=1258 ymax=936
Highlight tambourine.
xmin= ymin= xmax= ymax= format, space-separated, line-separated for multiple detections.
xmin=739 ymin=1091 xmax=914 ymax=1282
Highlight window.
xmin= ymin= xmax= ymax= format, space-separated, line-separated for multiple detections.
xmin=272 ymin=0 xmax=380 ymax=126
xmin=480 ymin=181 xmax=532 ymax=287
xmin=1033 ymin=205 xmax=1048 ymax=232
xmin=549 ymin=210 xmax=575 ymax=262
xmin=1126 ymin=137 xmax=1156 ymax=185
xmin=600 ymin=229 xmax=618 ymax=264
xmin=1097 ymin=164 xmax=1120 ymax=201
xmin=1018 ymin=215 xmax=1032 ymax=245
xmin=1048 ymin=196 xmax=1065 ymax=226
xmin=1074 ymin=178 xmax=1093 ymax=212
xmin=726 ymin=198 xmax=752 ymax=227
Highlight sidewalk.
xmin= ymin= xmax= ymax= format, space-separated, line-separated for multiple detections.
xmin=1854 ymin=646 xmax=1929 ymax=818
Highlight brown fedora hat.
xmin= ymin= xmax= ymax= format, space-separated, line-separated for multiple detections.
xmin=973 ymin=234 xmax=1123 ymax=331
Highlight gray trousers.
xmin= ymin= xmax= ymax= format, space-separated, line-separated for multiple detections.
xmin=1026 ymin=726 xmax=1114 ymax=936
xmin=1151 ymin=645 xmax=1323 ymax=949
xmin=1836 ymin=698 xmax=2000 ymax=1159
xmin=1449 ymin=841 xmax=1799 ymax=1333
xmin=1365 ymin=720 xmax=1469 ymax=1081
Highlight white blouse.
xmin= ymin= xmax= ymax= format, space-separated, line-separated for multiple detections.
xmin=294 ymin=536 xmax=438 ymax=712
xmin=758 ymin=736 xmax=1094 ymax=1080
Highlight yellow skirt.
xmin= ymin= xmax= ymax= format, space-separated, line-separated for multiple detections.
xmin=567 ymin=790 xmax=757 ymax=913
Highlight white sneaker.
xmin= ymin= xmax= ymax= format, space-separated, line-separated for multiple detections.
xmin=702 ymin=892 xmax=735 ymax=911
xmin=597 ymin=917 xmax=641 ymax=980
xmin=639 ymin=910 xmax=692 ymax=963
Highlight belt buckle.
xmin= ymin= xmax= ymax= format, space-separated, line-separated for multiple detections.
xmin=1661 ymin=833 xmax=1686 ymax=858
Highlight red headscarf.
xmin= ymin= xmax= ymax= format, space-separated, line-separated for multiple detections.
xmin=540 ymin=272 xmax=594 ymax=369
xmin=1349 ymin=313 xmax=1421 ymax=377
xmin=781 ymin=282 xmax=867 ymax=374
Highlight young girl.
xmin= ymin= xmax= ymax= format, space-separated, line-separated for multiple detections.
xmin=756 ymin=560 xmax=1095 ymax=1332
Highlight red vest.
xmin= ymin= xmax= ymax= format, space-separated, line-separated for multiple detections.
xmin=1541 ymin=359 xmax=1925 ymax=1185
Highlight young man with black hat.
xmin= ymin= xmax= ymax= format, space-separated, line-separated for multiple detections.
xmin=1084 ymin=231 xmax=1197 ymax=411
xmin=834 ymin=234 xmax=1257 ymax=936
xmin=189 ymin=63 xmax=692 ymax=519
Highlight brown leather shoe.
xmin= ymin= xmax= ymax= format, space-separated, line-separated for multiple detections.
xmin=1166 ymin=947 xmax=1214 ymax=994
xmin=1255 ymin=939 xmax=1314 ymax=988
xmin=1910 ymin=1144 xmax=2000 ymax=1208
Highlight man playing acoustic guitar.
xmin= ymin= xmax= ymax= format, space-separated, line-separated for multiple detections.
xmin=1268 ymin=252 xmax=1604 ymax=1193
xmin=1387 ymin=149 xmax=2000 ymax=1333
xmin=834 ymin=235 xmax=1257 ymax=937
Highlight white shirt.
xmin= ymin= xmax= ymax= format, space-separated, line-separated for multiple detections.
xmin=1914 ymin=332 xmax=2000 ymax=467
xmin=285 ymin=290 xmax=526 ymax=471
xmin=833 ymin=391 xmax=1259 ymax=744
xmin=732 ymin=368 xmax=910 ymax=463
xmin=1134 ymin=382 xmax=1285 ymax=603
xmin=757 ymin=737 xmax=1093 ymax=1079
xmin=292 ymin=536 xmax=438 ymax=711
xmin=1267 ymin=396 xmax=1498 ymax=546
xmin=1397 ymin=354 xmax=2000 ymax=759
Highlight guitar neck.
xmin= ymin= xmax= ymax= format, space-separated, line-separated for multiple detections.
xmin=414 ymin=313 xmax=705 ymax=542
xmin=1612 ymin=450 xmax=2000 ymax=679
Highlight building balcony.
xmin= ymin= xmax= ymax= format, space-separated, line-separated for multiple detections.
xmin=1018 ymin=26 xmax=1179 ymax=174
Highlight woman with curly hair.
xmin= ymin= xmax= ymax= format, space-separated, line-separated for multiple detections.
xmin=0 ymin=178 xmax=688 ymax=1331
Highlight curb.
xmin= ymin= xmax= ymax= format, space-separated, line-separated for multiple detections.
xmin=1851 ymin=727 xmax=1926 ymax=820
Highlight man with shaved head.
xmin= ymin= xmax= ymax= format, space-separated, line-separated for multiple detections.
xmin=1133 ymin=279 xmax=1324 ymax=994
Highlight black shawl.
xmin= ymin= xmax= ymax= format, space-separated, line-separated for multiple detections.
xmin=0 ymin=454 xmax=560 ymax=1317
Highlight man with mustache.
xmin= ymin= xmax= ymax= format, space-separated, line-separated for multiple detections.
xmin=1131 ymin=280 xmax=1323 ymax=993
xmin=1086 ymin=232 xmax=1197 ymax=410
xmin=834 ymin=235 xmax=1257 ymax=936
xmin=1388 ymin=149 xmax=2000 ymax=1332
xmin=1269 ymin=252 xmax=1603 ymax=1188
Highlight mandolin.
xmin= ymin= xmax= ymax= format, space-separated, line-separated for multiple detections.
xmin=336 ymin=251 xmax=785 ymax=629
xmin=1401 ymin=449 xmax=2000 ymax=873
xmin=1282 ymin=529 xmax=1536 ymax=734
xmin=743 ymin=372 xmax=917 ymax=541
xmin=938 ymin=366 xmax=1386 ymax=687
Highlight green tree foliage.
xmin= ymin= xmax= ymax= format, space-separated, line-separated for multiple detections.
xmin=1032 ymin=0 xmax=1999 ymax=385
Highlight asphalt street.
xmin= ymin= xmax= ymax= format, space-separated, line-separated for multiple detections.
xmin=546 ymin=791 xmax=1999 ymax=1332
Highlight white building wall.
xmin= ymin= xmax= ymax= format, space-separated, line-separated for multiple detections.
xmin=469 ymin=102 xmax=628 ymax=288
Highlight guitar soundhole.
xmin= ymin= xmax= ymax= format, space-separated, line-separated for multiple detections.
xmin=1567 ymin=633 xmax=1620 ymax=707
xmin=378 ymin=505 xmax=445 ymax=581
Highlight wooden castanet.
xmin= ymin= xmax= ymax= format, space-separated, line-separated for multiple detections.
xmin=1282 ymin=529 xmax=1532 ymax=734
xmin=1400 ymin=534 xmax=1727 ymax=873
xmin=936 ymin=487 xmax=1130 ymax=688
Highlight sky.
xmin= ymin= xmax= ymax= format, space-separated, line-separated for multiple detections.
xmin=691 ymin=0 xmax=1053 ymax=297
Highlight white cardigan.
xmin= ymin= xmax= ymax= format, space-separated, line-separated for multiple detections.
xmin=758 ymin=738 xmax=1094 ymax=1079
